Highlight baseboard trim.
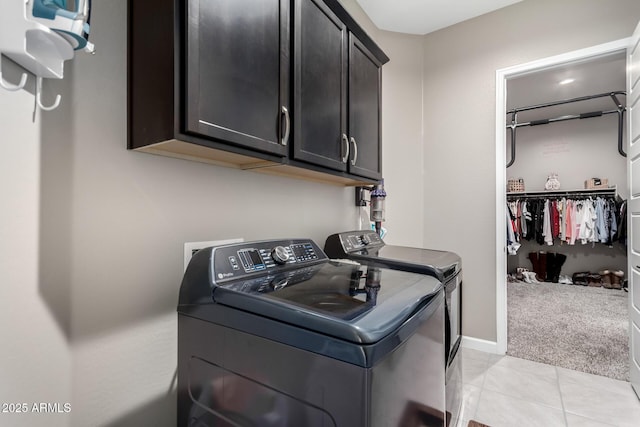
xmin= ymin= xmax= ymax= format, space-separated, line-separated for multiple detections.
xmin=461 ymin=336 xmax=501 ymax=354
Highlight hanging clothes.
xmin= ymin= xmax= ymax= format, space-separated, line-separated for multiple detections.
xmin=577 ymin=199 xmax=597 ymax=244
xmin=564 ymin=199 xmax=573 ymax=243
xmin=606 ymin=198 xmax=618 ymax=246
xmin=558 ymin=198 xmax=566 ymax=241
xmin=614 ymin=199 xmax=627 ymax=246
xmin=521 ymin=201 xmax=530 ymax=239
xmin=534 ymin=199 xmax=545 ymax=245
xmin=552 ymin=200 xmax=560 ymax=239
xmin=543 ymin=200 xmax=553 ymax=245
xmin=595 ymin=197 xmax=605 ymax=242
xmin=506 ymin=204 xmax=520 ymax=255
xmin=505 ymin=194 xmax=624 ymax=249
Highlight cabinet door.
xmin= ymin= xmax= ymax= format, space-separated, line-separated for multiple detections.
xmin=293 ymin=0 xmax=348 ymax=171
xmin=348 ymin=34 xmax=382 ymax=180
xmin=185 ymin=0 xmax=289 ymax=156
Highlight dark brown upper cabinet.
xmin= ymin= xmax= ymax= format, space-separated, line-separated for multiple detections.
xmin=292 ymin=0 xmax=384 ymax=180
xmin=185 ymin=0 xmax=290 ymax=156
xmin=128 ymin=0 xmax=388 ymax=186
xmin=293 ymin=0 xmax=348 ymax=172
xmin=347 ymin=34 xmax=383 ymax=180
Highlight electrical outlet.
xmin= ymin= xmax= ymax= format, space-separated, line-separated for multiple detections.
xmin=184 ymin=238 xmax=244 ymax=272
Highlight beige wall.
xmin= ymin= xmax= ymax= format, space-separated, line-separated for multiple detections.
xmin=0 ymin=1 xmax=376 ymax=426
xmin=3 ymin=0 xmax=640 ymax=425
xmin=340 ymin=0 xmax=427 ymax=247
xmin=0 ymin=63 xmax=71 ymax=427
xmin=421 ymin=0 xmax=640 ymax=342
xmin=377 ymin=30 xmax=426 ymax=246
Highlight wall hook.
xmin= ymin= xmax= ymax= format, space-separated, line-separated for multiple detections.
xmin=36 ymin=76 xmax=61 ymax=111
xmin=0 ymin=56 xmax=28 ymax=91
xmin=0 ymin=71 xmax=27 ymax=91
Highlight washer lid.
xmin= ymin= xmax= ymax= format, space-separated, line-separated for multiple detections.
xmin=364 ymin=245 xmax=461 ymax=280
xmin=211 ymin=261 xmax=442 ymax=344
xmin=324 ymin=231 xmax=460 ymax=281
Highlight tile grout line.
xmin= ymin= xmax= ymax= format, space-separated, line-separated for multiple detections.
xmin=554 ymin=365 xmax=569 ymax=427
xmin=471 ymin=355 xmax=491 ymax=423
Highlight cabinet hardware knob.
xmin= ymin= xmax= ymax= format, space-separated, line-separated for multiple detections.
xmin=281 ymin=106 xmax=290 ymax=146
xmin=350 ymin=137 xmax=358 ymax=166
xmin=341 ymin=134 xmax=350 ymax=163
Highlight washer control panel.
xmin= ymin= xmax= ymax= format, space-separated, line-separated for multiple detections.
xmin=342 ymin=231 xmax=384 ymax=252
xmin=211 ymin=239 xmax=326 ymax=283
xmin=324 ymin=230 xmax=385 ymax=258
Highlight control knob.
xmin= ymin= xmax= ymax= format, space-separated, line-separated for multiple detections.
xmin=271 ymin=246 xmax=290 ymax=264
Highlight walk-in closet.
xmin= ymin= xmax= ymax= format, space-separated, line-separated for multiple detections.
xmin=504 ymin=51 xmax=629 ymax=381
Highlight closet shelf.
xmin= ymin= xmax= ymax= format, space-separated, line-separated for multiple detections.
xmin=507 ymin=186 xmax=617 ymax=200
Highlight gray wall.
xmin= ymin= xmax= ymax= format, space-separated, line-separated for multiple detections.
xmin=421 ymin=0 xmax=640 ymax=342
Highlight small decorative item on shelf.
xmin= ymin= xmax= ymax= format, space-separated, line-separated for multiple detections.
xmin=544 ymin=173 xmax=561 ymax=190
xmin=585 ymin=178 xmax=609 ymax=189
xmin=507 ymin=178 xmax=525 ymax=192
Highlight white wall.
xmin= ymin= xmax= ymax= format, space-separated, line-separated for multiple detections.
xmin=421 ymin=0 xmax=640 ymax=342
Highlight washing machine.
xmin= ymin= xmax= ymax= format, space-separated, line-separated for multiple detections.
xmin=325 ymin=230 xmax=462 ymax=427
xmin=178 ymin=238 xmax=446 ymax=426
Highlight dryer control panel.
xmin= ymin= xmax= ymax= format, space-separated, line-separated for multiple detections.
xmin=209 ymin=239 xmax=327 ymax=284
xmin=325 ymin=230 xmax=384 ymax=256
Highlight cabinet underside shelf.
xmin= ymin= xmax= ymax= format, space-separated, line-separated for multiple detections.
xmin=135 ymin=139 xmax=375 ymax=186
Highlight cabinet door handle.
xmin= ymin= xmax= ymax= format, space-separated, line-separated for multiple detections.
xmin=281 ymin=106 xmax=290 ymax=146
xmin=350 ymin=137 xmax=358 ymax=166
xmin=341 ymin=134 xmax=350 ymax=163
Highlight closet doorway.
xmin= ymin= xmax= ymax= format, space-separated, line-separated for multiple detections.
xmin=495 ymin=39 xmax=630 ymax=381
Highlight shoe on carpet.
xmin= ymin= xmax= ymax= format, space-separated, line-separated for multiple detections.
xmin=572 ymin=272 xmax=589 ymax=286
xmin=600 ymin=270 xmax=613 ymax=288
xmin=611 ymin=270 xmax=624 ymax=290
xmin=587 ymin=273 xmax=602 ymax=287
xmin=522 ymin=271 xmax=539 ymax=283
xmin=558 ymin=275 xmax=572 ymax=285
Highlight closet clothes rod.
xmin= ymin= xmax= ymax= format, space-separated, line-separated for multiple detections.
xmin=506 ymin=91 xmax=626 ymax=168
xmin=506 ymin=187 xmax=617 ymax=200
xmin=512 ymin=109 xmax=618 ymax=128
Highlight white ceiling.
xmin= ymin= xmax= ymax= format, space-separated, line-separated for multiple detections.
xmin=355 ymin=0 xmax=523 ymax=35
xmin=353 ymin=0 xmax=627 ymax=122
xmin=507 ymin=52 xmax=626 ymax=122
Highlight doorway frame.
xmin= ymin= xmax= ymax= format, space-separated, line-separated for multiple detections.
xmin=494 ymin=38 xmax=630 ymax=354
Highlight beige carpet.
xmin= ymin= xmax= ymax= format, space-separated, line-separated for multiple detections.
xmin=507 ymin=280 xmax=629 ymax=381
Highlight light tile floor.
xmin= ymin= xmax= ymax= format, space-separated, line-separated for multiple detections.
xmin=458 ymin=348 xmax=640 ymax=427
